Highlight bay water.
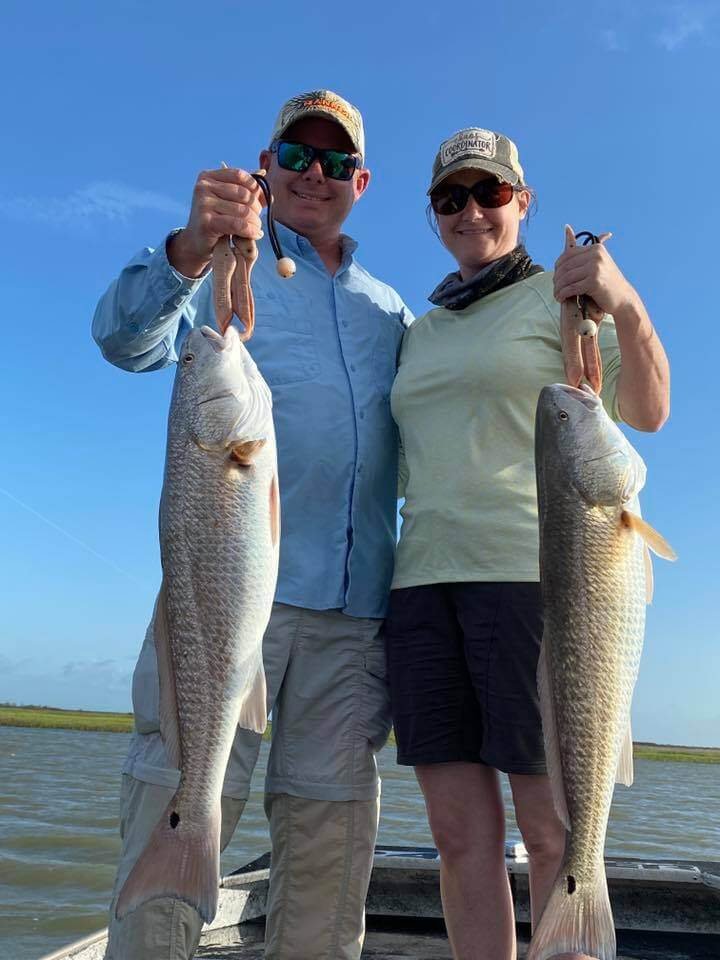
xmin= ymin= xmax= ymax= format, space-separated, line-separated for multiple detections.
xmin=1 ymin=725 xmax=718 ymax=960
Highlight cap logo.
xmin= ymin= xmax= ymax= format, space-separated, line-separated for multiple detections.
xmin=279 ymin=92 xmax=354 ymax=127
xmin=301 ymin=96 xmax=354 ymax=123
xmin=441 ymin=129 xmax=496 ymax=167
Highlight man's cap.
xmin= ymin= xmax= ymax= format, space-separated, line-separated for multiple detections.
xmin=428 ymin=128 xmax=524 ymax=194
xmin=270 ymin=90 xmax=365 ymax=160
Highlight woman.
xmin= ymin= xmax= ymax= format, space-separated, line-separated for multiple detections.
xmin=386 ymin=128 xmax=669 ymax=960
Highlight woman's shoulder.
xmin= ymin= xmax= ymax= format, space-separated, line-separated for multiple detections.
xmin=403 ymin=305 xmax=445 ymax=335
xmin=510 ymin=270 xmax=559 ymax=323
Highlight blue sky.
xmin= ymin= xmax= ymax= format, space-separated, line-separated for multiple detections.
xmin=1 ymin=1 xmax=718 ymax=747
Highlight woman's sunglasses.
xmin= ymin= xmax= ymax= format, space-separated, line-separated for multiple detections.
xmin=271 ymin=140 xmax=360 ymax=181
xmin=430 ymin=179 xmax=516 ymax=216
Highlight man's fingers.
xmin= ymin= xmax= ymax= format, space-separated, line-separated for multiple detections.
xmin=213 ymin=213 xmax=264 ymax=240
xmin=207 ymin=198 xmax=264 ymax=232
xmin=197 ymin=168 xmax=267 ymax=208
xmin=203 ymin=180 xmax=264 ymax=211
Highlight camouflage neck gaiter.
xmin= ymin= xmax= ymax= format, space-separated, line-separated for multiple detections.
xmin=428 ymin=244 xmax=544 ymax=311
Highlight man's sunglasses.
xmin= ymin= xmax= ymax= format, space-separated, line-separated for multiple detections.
xmin=430 ymin=179 xmax=517 ymax=216
xmin=271 ymin=140 xmax=360 ymax=181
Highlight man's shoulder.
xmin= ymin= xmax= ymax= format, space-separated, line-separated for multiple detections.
xmin=347 ymin=259 xmax=411 ymax=318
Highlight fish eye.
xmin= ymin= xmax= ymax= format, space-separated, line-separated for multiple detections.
xmin=183 ymin=353 xmax=194 ymax=364
xmin=558 ymin=410 xmax=569 ymax=421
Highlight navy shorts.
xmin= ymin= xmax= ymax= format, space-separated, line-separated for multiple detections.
xmin=385 ymin=582 xmax=547 ymax=775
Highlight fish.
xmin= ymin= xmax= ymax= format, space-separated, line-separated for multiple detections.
xmin=528 ymin=383 xmax=675 ymax=960
xmin=115 ymin=323 xmax=280 ymax=924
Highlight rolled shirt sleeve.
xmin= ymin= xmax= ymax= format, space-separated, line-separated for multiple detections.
xmin=92 ymin=231 xmax=207 ymax=372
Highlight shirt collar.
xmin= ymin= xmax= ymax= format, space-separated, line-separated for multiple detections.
xmin=270 ymin=219 xmax=358 ymax=266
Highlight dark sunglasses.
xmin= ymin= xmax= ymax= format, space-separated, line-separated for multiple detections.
xmin=430 ymin=179 xmax=516 ymax=216
xmin=271 ymin=140 xmax=360 ymax=181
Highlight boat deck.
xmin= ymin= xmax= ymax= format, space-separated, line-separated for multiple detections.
xmin=195 ymin=918 xmax=720 ymax=960
xmin=40 ymin=845 xmax=720 ymax=960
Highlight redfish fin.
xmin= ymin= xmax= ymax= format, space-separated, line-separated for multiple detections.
xmin=116 ymin=795 xmax=220 ymax=924
xmin=616 ymin=721 xmax=634 ymax=786
xmin=229 ymin=437 xmax=266 ymax=464
xmin=527 ymin=867 xmax=615 ymax=960
xmin=237 ymin=663 xmax=267 ymax=734
xmin=155 ymin=583 xmax=182 ymax=769
xmin=537 ymin=638 xmax=570 ymax=831
xmin=644 ymin=546 xmax=654 ymax=605
xmin=621 ymin=511 xmax=677 ymax=561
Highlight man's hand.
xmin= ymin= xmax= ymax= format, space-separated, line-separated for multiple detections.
xmin=168 ymin=167 xmax=266 ymax=279
xmin=553 ymin=230 xmax=635 ymax=317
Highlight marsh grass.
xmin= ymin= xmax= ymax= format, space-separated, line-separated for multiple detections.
xmin=2 ymin=706 xmax=716 ymax=762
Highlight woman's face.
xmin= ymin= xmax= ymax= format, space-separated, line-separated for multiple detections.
xmin=434 ymin=169 xmax=530 ymax=280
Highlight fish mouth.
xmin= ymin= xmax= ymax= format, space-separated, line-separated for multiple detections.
xmin=555 ymin=383 xmax=602 ymax=413
xmin=199 ymin=326 xmax=231 ymax=352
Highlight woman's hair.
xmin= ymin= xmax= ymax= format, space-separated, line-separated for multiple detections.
xmin=426 ymin=183 xmax=538 ymax=242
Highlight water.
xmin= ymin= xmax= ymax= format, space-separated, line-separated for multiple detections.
xmin=1 ymin=726 xmax=719 ymax=960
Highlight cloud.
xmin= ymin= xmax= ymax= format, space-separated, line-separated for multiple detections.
xmin=0 ymin=653 xmax=33 ymax=675
xmin=0 ymin=180 xmax=186 ymax=227
xmin=0 ymin=654 xmax=134 ymax=711
xmin=600 ymin=28 xmax=624 ymax=51
xmin=62 ymin=656 xmax=134 ymax=690
xmin=655 ymin=4 xmax=712 ymax=50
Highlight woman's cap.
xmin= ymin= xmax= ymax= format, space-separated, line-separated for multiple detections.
xmin=428 ymin=128 xmax=524 ymax=194
xmin=270 ymin=90 xmax=365 ymax=160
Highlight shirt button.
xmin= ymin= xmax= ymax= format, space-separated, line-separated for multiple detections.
xmin=350 ymin=364 xmax=356 ymax=372
xmin=357 ymin=464 xmax=364 ymax=475
xmin=359 ymin=411 xmax=365 ymax=419
xmin=342 ymin=321 xmax=349 ymax=328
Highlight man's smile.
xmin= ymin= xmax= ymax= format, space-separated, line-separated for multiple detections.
xmin=291 ymin=188 xmax=331 ymax=202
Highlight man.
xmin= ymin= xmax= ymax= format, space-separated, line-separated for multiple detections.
xmin=93 ymin=89 xmax=412 ymax=960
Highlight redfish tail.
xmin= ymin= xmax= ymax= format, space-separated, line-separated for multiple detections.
xmin=527 ymin=864 xmax=615 ymax=960
xmin=115 ymin=793 xmax=221 ymax=924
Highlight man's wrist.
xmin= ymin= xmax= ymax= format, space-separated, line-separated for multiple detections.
xmin=167 ymin=230 xmax=212 ymax=280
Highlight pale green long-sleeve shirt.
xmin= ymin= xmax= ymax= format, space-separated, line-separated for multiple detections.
xmin=390 ymin=271 xmax=621 ymax=588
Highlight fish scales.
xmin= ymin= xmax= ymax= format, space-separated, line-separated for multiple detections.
xmin=543 ymin=496 xmax=645 ymax=877
xmin=162 ymin=427 xmax=274 ymax=807
xmin=115 ymin=324 xmax=279 ymax=925
xmin=529 ymin=383 xmax=674 ymax=960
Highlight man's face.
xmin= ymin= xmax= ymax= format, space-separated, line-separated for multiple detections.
xmin=259 ymin=117 xmax=370 ymax=237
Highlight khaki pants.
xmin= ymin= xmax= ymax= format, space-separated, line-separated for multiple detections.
xmin=106 ymin=604 xmax=391 ymax=960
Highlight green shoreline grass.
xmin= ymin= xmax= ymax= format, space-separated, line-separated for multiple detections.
xmin=2 ymin=705 xmax=718 ymax=763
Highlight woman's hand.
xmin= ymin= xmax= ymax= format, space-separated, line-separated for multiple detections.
xmin=553 ymin=231 xmax=637 ymax=317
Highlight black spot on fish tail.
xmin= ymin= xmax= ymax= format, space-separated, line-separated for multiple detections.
xmin=170 ymin=811 xmax=180 ymax=829
xmin=567 ymin=874 xmax=576 ymax=894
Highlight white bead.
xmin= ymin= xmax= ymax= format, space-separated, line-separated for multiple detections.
xmin=276 ymin=257 xmax=296 ymax=278
xmin=577 ymin=317 xmax=598 ymax=338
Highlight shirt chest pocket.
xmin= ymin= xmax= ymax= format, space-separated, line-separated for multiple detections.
xmin=252 ymin=292 xmax=320 ymax=386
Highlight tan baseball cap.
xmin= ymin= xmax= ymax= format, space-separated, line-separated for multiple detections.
xmin=428 ymin=127 xmax=524 ymax=194
xmin=270 ymin=89 xmax=365 ymax=160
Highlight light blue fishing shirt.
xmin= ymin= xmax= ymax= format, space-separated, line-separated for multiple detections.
xmin=92 ymin=222 xmax=412 ymax=619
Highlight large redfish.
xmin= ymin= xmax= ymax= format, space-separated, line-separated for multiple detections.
xmin=116 ymin=324 xmax=279 ymax=923
xmin=529 ymin=384 xmax=675 ymax=960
